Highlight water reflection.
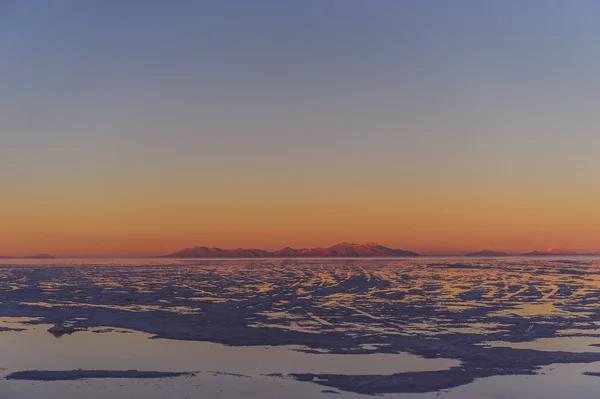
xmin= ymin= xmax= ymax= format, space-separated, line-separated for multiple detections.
xmin=0 ymin=319 xmax=458 ymax=375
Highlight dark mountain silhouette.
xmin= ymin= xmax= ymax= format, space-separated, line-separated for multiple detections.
xmin=23 ymin=254 xmax=55 ymax=259
xmin=465 ymin=250 xmax=510 ymax=257
xmin=522 ymin=247 xmax=578 ymax=256
xmin=161 ymin=247 xmax=270 ymax=258
xmin=272 ymin=247 xmax=304 ymax=257
xmin=163 ymin=242 xmax=420 ymax=258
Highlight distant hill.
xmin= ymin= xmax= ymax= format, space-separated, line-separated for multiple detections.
xmin=161 ymin=247 xmax=270 ymax=258
xmin=163 ymin=242 xmax=420 ymax=258
xmin=272 ymin=247 xmax=305 ymax=257
xmin=465 ymin=250 xmax=510 ymax=257
xmin=522 ymin=247 xmax=579 ymax=256
xmin=23 ymin=254 xmax=55 ymax=259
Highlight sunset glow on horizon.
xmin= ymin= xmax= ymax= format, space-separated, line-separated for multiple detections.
xmin=2 ymin=1 xmax=600 ymax=258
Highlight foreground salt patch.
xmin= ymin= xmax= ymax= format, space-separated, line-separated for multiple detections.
xmin=5 ymin=370 xmax=192 ymax=381
xmin=483 ymin=336 xmax=600 ymax=353
xmin=0 ymin=317 xmax=42 ymax=329
xmin=4 ymin=366 xmax=600 ymax=399
xmin=396 ymin=362 xmax=600 ymax=399
xmin=0 ymin=372 xmax=364 ymax=399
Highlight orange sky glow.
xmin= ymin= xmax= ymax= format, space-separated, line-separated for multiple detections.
xmin=3 ymin=2 xmax=600 ymax=257
xmin=3 ymin=177 xmax=600 ymax=257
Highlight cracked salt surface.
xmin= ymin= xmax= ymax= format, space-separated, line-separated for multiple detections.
xmin=3 ymin=258 xmax=600 ymax=397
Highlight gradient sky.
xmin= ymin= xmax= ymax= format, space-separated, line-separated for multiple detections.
xmin=2 ymin=1 xmax=600 ymax=257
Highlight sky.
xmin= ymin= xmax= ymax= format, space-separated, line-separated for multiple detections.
xmin=2 ymin=1 xmax=600 ymax=257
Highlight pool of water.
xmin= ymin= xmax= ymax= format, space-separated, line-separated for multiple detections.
xmin=0 ymin=318 xmax=459 ymax=398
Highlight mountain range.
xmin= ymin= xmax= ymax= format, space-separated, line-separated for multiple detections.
xmin=0 ymin=254 xmax=55 ymax=259
xmin=463 ymin=247 xmax=595 ymax=257
xmin=23 ymin=254 xmax=55 ymax=259
xmin=1 ymin=246 xmax=596 ymax=259
xmin=162 ymin=242 xmax=420 ymax=258
xmin=465 ymin=250 xmax=510 ymax=257
xmin=521 ymin=247 xmax=590 ymax=256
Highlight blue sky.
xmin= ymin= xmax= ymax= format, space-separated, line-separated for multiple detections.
xmin=2 ymin=1 xmax=600 ymax=256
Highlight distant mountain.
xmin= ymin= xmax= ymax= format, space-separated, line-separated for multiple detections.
xmin=287 ymin=242 xmax=420 ymax=257
xmin=465 ymin=250 xmax=510 ymax=257
xmin=272 ymin=247 xmax=305 ymax=257
xmin=23 ymin=254 xmax=55 ymax=259
xmin=161 ymin=247 xmax=270 ymax=258
xmin=522 ymin=247 xmax=579 ymax=256
xmin=163 ymin=242 xmax=420 ymax=258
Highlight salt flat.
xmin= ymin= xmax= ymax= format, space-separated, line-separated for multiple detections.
xmin=1 ymin=258 xmax=600 ymax=397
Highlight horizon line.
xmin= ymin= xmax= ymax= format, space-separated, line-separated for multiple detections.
xmin=2 ymin=255 xmax=600 ymax=260
xmin=3 ymin=241 xmax=598 ymax=259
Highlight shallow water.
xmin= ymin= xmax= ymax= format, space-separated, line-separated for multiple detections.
xmin=2 ymin=320 xmax=600 ymax=398
xmin=0 ymin=318 xmax=455 ymax=398
xmin=0 ymin=321 xmax=457 ymax=375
